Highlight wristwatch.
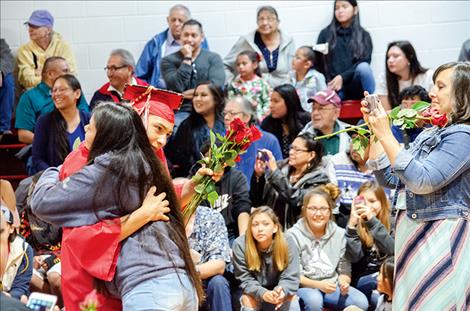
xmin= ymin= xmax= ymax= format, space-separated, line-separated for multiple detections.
xmin=183 ymin=57 xmax=192 ymax=62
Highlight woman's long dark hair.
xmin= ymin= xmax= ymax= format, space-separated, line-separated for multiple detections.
xmin=87 ymin=102 xmax=204 ymax=301
xmin=385 ymin=41 xmax=427 ymax=107
xmin=325 ymin=1 xmax=370 ymax=63
xmin=288 ymin=132 xmax=324 ymax=177
xmin=271 ymin=84 xmax=306 ymax=142
xmin=175 ymin=82 xmax=225 ymax=166
xmin=50 ymin=74 xmax=83 ymax=163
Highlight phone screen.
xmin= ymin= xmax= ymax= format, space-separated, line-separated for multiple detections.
xmin=27 ymin=297 xmax=56 ymax=311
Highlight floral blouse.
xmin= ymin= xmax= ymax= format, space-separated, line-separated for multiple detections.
xmin=228 ymin=75 xmax=271 ymax=120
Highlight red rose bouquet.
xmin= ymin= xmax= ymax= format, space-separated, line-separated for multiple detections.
xmin=183 ymin=118 xmax=262 ymax=219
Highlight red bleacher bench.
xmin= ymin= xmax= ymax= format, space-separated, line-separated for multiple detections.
xmin=339 ymin=100 xmax=363 ymax=125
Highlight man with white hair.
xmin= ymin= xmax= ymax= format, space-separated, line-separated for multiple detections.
xmin=135 ymin=4 xmax=209 ymax=88
xmin=90 ymin=49 xmax=147 ymax=109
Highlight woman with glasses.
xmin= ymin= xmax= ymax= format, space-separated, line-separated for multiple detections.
xmin=261 ymin=84 xmax=310 ymax=158
xmin=31 ymin=74 xmax=90 ymax=174
xmin=287 ymin=184 xmax=369 ymax=311
xmin=223 ymin=5 xmax=295 ymax=88
xmin=165 ymin=82 xmax=226 ymax=178
xmin=250 ymin=132 xmax=329 ymax=229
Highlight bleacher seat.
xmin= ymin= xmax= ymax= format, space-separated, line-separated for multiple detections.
xmin=339 ymin=99 xmax=363 ymax=125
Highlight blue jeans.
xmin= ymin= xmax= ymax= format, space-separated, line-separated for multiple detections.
xmin=204 ymin=274 xmax=232 ymax=311
xmin=355 ymin=272 xmax=378 ymax=305
xmin=240 ymin=295 xmax=301 ymax=311
xmin=298 ymin=286 xmax=369 ymax=311
xmin=338 ymin=62 xmax=375 ymax=100
xmin=0 ymin=73 xmax=15 ymax=132
xmin=122 ymin=272 xmax=197 ymax=311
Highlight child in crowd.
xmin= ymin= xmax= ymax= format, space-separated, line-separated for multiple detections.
xmin=287 ymin=184 xmax=369 ymax=311
xmin=391 ymin=85 xmax=431 ymax=148
xmin=227 ymin=50 xmax=271 ymax=120
xmin=232 ymin=206 xmax=300 ymax=311
xmin=374 ymin=256 xmax=393 ymax=311
xmin=289 ymin=46 xmax=327 ymax=112
xmin=345 ymin=181 xmax=394 ymax=307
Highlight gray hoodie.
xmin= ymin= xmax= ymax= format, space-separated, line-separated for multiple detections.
xmin=287 ymin=218 xmax=351 ymax=283
xmin=31 ymin=153 xmax=186 ymax=297
xmin=223 ymin=30 xmax=295 ymax=87
xmin=232 ymin=234 xmax=300 ymax=301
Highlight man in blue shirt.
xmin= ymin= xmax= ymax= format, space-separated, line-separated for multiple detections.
xmin=135 ymin=4 xmax=209 ymax=88
xmin=224 ymin=95 xmax=282 ymax=188
xmin=15 ymin=56 xmax=89 ymax=144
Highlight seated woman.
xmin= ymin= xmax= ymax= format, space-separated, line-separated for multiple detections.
xmin=316 ymin=0 xmax=374 ymax=100
xmin=287 ymin=184 xmax=369 ymax=311
xmin=345 ymin=181 xmax=394 ymax=306
xmin=376 ymin=40 xmax=433 ymax=110
xmin=250 ymin=133 xmax=329 ymax=229
xmin=31 ymin=74 xmax=90 ymax=174
xmin=32 ymin=103 xmax=203 ymax=310
xmin=232 ymin=206 xmax=300 ymax=311
xmin=261 ymin=84 xmax=310 ymax=158
xmin=223 ymin=5 xmax=295 ymax=88
xmin=166 ymin=82 xmax=226 ymax=178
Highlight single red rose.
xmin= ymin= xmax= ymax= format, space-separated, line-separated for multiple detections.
xmin=233 ymin=130 xmax=248 ymax=144
xmin=431 ymin=114 xmax=448 ymax=127
xmin=249 ymin=125 xmax=262 ymax=141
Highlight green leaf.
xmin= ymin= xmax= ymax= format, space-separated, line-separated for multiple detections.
xmin=191 ymin=173 xmax=204 ymax=185
xmin=225 ymin=158 xmax=236 ymax=167
xmin=210 ymin=130 xmax=216 ymax=146
xmin=194 ymin=183 xmax=205 ymax=194
xmin=223 ymin=150 xmax=237 ymax=161
xmin=393 ymin=119 xmax=404 ymax=126
xmin=389 ymin=106 xmax=400 ymax=119
xmin=207 ymin=191 xmax=219 ymax=207
xmin=216 ymin=133 xmax=225 ymax=142
xmin=411 ymin=101 xmax=431 ymax=112
xmin=205 ymin=182 xmax=216 ymax=194
xmin=356 ymin=128 xmax=370 ymax=136
xmin=404 ymin=109 xmax=417 ymax=118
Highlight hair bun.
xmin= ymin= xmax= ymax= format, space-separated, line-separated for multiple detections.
xmin=319 ymin=183 xmax=341 ymax=202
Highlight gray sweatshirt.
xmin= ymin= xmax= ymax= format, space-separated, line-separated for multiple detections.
xmin=31 ymin=153 xmax=186 ymax=297
xmin=232 ymin=234 xmax=300 ymax=301
xmin=287 ymin=219 xmax=351 ymax=283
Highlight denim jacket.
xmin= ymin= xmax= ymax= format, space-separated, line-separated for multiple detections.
xmin=368 ymin=124 xmax=470 ymax=221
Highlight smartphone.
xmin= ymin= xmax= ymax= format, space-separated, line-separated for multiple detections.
xmin=364 ymin=94 xmax=380 ymax=112
xmin=256 ymin=150 xmax=269 ymax=162
xmin=354 ymin=195 xmax=366 ymax=207
xmin=26 ymin=292 xmax=57 ymax=311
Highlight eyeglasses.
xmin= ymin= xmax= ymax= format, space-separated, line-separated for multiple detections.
xmin=51 ymin=87 xmax=72 ymax=94
xmin=223 ymin=111 xmax=245 ymax=118
xmin=290 ymin=146 xmax=309 ymax=153
xmin=257 ymin=17 xmax=278 ymax=24
xmin=306 ymin=206 xmax=330 ymax=214
xmin=104 ymin=65 xmax=128 ymax=73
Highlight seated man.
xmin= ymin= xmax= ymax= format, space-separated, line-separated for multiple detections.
xmin=15 ymin=56 xmax=89 ymax=144
xmin=90 ymin=49 xmax=147 ymax=109
xmin=135 ymin=4 xmax=209 ymax=88
xmin=300 ymin=89 xmax=351 ymax=157
xmin=186 ymin=205 xmax=232 ymax=311
xmin=223 ymin=95 xmax=282 ymax=188
xmin=161 ymin=19 xmax=225 ymax=131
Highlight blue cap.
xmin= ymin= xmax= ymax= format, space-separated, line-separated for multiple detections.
xmin=25 ymin=10 xmax=54 ymax=27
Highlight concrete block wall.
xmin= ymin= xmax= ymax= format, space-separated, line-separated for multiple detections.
xmin=1 ymin=0 xmax=469 ymax=101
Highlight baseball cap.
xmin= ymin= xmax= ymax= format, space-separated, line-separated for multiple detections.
xmin=25 ymin=10 xmax=54 ymax=28
xmin=308 ymin=89 xmax=342 ymax=108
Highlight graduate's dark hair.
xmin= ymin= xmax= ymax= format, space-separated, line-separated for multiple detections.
xmin=87 ymin=102 xmax=204 ymax=302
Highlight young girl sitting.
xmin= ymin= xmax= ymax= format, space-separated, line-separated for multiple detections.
xmin=345 ymin=181 xmax=394 ymax=306
xmin=374 ymin=256 xmax=393 ymax=311
xmin=287 ymin=184 xmax=368 ymax=311
xmin=289 ymin=46 xmax=327 ymax=112
xmin=228 ymin=50 xmax=271 ymax=120
xmin=232 ymin=206 xmax=300 ymax=311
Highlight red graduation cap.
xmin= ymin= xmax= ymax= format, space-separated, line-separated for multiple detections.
xmin=123 ymin=85 xmax=184 ymax=127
